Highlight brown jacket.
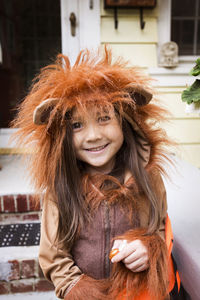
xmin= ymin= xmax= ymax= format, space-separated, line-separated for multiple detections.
xmin=39 ymin=171 xmax=167 ymax=299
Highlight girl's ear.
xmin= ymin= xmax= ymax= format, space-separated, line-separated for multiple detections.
xmin=126 ymin=87 xmax=152 ymax=106
xmin=33 ymin=98 xmax=59 ymax=125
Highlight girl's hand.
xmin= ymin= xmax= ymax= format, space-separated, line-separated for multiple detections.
xmin=110 ymin=239 xmax=149 ymax=272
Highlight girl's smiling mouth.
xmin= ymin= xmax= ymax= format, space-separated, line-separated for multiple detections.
xmin=85 ymin=144 xmax=109 ymax=152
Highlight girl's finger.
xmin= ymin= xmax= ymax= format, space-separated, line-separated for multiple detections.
xmin=109 ymin=248 xmax=119 ymax=260
xmin=111 ymin=247 xmax=134 ymax=263
xmin=125 ymin=262 xmax=149 ymax=272
xmin=111 ymin=240 xmax=128 ymax=262
xmin=122 ymin=250 xmax=141 ymax=264
xmin=133 ymin=264 xmax=149 ymax=272
xmin=111 ymin=241 xmax=138 ymax=263
xmin=124 ymin=257 xmax=148 ymax=272
xmin=112 ymin=239 xmax=124 ymax=250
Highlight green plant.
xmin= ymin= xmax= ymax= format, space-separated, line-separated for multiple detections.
xmin=181 ymin=58 xmax=200 ymax=105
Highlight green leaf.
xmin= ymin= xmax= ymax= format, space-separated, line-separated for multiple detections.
xmin=190 ymin=58 xmax=200 ymax=76
xmin=181 ymin=79 xmax=200 ymax=104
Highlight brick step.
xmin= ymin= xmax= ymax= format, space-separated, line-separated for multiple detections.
xmin=0 ymin=194 xmax=54 ymax=296
xmin=0 ymin=193 xmax=42 ymax=224
xmin=0 ymin=246 xmax=54 ymax=296
xmin=0 ymin=291 xmax=58 ymax=300
xmin=0 ymin=194 xmax=42 ymax=214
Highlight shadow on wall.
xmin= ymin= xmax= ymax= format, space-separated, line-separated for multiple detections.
xmin=163 ymin=156 xmax=200 ymax=300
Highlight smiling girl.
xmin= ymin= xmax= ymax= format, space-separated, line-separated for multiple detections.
xmin=72 ymin=107 xmax=124 ymax=174
xmin=11 ymin=48 xmax=186 ymax=299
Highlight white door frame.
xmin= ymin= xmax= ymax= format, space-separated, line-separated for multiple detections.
xmin=157 ymin=0 xmax=171 ymax=54
xmin=60 ymin=0 xmax=101 ymax=65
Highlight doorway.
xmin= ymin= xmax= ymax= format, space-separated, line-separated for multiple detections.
xmin=0 ymin=0 xmax=61 ymax=127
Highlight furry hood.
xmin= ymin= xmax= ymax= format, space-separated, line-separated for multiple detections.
xmin=11 ymin=48 xmax=171 ymax=193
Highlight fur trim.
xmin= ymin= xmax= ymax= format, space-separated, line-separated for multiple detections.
xmin=33 ymin=87 xmax=152 ymax=125
xmin=64 ymin=229 xmax=169 ymax=300
xmin=81 ymin=173 xmax=139 ymax=221
xmin=108 ymin=229 xmax=169 ymax=300
xmin=64 ymin=275 xmax=111 ymax=300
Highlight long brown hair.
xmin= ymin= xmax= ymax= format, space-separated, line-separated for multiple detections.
xmin=55 ymin=113 xmax=161 ymax=248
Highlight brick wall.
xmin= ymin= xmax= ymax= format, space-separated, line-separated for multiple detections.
xmin=0 ymin=193 xmax=55 ymax=295
xmin=0 ymin=194 xmax=42 ymax=223
xmin=0 ymin=259 xmax=54 ymax=294
xmin=0 ymin=194 xmax=42 ymax=213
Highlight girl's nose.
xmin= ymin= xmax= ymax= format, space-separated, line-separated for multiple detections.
xmin=85 ymin=124 xmax=102 ymax=142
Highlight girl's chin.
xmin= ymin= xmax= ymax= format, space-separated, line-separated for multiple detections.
xmin=85 ymin=162 xmax=115 ymax=175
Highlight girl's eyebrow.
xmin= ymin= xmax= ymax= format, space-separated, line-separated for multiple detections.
xmin=71 ymin=117 xmax=83 ymax=122
xmin=71 ymin=113 xmax=83 ymax=121
xmin=96 ymin=109 xmax=111 ymax=116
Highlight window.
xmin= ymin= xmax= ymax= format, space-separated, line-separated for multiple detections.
xmin=171 ymin=0 xmax=200 ymax=55
xmin=0 ymin=0 xmax=61 ymax=127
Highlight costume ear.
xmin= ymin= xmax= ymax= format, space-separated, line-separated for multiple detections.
xmin=126 ymin=86 xmax=152 ymax=106
xmin=33 ymin=98 xmax=59 ymax=125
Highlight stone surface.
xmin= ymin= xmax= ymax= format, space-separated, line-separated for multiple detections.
xmin=0 ymin=291 xmax=58 ymax=299
xmin=21 ymin=260 xmax=36 ymax=279
xmin=3 ymin=196 xmax=15 ymax=213
xmin=0 ymin=155 xmax=34 ymax=195
xmin=10 ymin=279 xmax=34 ymax=293
xmin=0 ymin=282 xmax=10 ymax=294
xmin=16 ymin=195 xmax=28 ymax=212
xmin=35 ymin=279 xmax=54 ymax=292
xmin=159 ymin=41 xmax=179 ymax=68
xmin=8 ymin=260 xmax=20 ymax=281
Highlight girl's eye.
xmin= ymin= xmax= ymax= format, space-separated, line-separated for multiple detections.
xmin=72 ymin=122 xmax=83 ymax=130
xmin=98 ymin=116 xmax=111 ymax=123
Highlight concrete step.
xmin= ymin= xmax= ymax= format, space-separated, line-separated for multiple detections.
xmin=0 ymin=291 xmax=58 ymax=300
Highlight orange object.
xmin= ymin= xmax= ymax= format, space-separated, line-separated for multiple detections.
xmin=176 ymin=270 xmax=181 ymax=291
xmin=109 ymin=248 xmax=119 ymax=260
xmin=116 ymin=215 xmax=181 ymax=299
xmin=165 ymin=215 xmax=173 ymax=255
xmin=165 ymin=215 xmax=175 ymax=292
xmin=165 ymin=215 xmax=181 ymax=293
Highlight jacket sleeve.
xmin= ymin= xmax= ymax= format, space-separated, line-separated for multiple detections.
xmin=154 ymin=171 xmax=168 ymax=241
xmin=39 ymin=198 xmax=82 ymax=299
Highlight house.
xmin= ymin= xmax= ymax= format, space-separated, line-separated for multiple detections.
xmin=0 ymin=0 xmax=199 ymax=299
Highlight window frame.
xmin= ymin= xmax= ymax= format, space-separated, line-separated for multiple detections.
xmin=158 ymin=0 xmax=199 ymax=58
xmin=152 ymin=0 xmax=198 ymax=87
xmin=171 ymin=0 xmax=200 ymax=56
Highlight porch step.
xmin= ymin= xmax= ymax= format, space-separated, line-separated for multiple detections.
xmin=0 ymin=189 xmax=53 ymax=296
xmin=0 ymin=153 xmax=57 ymax=296
xmin=0 ymin=246 xmax=54 ymax=296
xmin=0 ymin=291 xmax=58 ymax=300
xmin=0 ymin=223 xmax=40 ymax=247
xmin=0 ymin=154 xmax=34 ymax=196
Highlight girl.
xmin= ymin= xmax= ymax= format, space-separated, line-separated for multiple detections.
xmin=12 ymin=48 xmax=185 ymax=299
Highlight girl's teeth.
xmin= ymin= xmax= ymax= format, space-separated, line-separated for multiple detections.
xmin=88 ymin=145 xmax=107 ymax=151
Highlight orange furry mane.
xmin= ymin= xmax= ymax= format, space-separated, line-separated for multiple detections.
xmin=11 ymin=47 xmax=173 ymax=195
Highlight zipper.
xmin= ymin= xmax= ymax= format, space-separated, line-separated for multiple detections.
xmin=104 ymin=201 xmax=111 ymax=278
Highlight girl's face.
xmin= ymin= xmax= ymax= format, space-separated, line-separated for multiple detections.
xmin=72 ymin=106 xmax=124 ymax=174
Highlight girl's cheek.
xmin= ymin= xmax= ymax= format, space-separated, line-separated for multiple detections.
xmin=72 ymin=134 xmax=79 ymax=151
xmin=117 ymin=130 xmax=124 ymax=146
